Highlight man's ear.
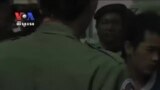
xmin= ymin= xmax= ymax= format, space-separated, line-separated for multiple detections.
xmin=124 ymin=41 xmax=134 ymax=56
xmin=95 ymin=21 xmax=98 ymax=29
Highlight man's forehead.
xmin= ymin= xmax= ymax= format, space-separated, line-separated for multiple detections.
xmin=103 ymin=13 xmax=121 ymax=18
xmin=100 ymin=13 xmax=122 ymax=22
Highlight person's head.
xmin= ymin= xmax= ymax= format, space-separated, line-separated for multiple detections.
xmin=124 ymin=12 xmax=160 ymax=76
xmin=38 ymin=0 xmax=98 ymax=38
xmin=94 ymin=4 xmax=134 ymax=52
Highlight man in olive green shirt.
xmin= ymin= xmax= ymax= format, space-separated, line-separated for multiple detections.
xmin=0 ymin=0 xmax=131 ymax=90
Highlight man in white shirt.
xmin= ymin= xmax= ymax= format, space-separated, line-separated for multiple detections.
xmin=124 ymin=12 xmax=160 ymax=90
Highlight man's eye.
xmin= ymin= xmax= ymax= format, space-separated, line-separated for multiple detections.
xmin=101 ymin=21 xmax=108 ymax=24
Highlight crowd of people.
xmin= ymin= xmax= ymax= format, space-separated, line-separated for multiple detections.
xmin=0 ymin=0 xmax=160 ymax=90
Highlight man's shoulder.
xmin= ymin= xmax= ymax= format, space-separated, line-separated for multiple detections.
xmin=85 ymin=41 xmax=125 ymax=64
xmin=0 ymin=30 xmax=125 ymax=66
xmin=0 ymin=36 xmax=123 ymax=65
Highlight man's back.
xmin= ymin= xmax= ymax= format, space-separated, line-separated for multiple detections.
xmin=0 ymin=23 xmax=127 ymax=90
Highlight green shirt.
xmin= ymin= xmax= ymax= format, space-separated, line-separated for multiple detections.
xmin=86 ymin=42 xmax=124 ymax=61
xmin=0 ymin=23 xmax=128 ymax=90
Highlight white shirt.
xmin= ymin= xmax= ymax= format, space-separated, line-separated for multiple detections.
xmin=141 ymin=72 xmax=157 ymax=90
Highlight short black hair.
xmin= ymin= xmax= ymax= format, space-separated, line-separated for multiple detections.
xmin=94 ymin=4 xmax=126 ymax=20
xmin=126 ymin=12 xmax=160 ymax=47
xmin=95 ymin=4 xmax=134 ymax=22
xmin=38 ymin=0 xmax=91 ymax=21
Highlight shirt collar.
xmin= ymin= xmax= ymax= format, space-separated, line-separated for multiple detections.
xmin=96 ymin=42 xmax=122 ymax=56
xmin=37 ymin=22 xmax=76 ymax=39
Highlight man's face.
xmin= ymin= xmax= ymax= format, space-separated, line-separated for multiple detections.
xmin=96 ymin=13 xmax=123 ymax=44
xmin=129 ymin=31 xmax=160 ymax=75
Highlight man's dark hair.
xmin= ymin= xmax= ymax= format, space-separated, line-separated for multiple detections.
xmin=94 ymin=4 xmax=134 ymax=25
xmin=38 ymin=0 xmax=91 ymax=21
xmin=126 ymin=12 xmax=160 ymax=47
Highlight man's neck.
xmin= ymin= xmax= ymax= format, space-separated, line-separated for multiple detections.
xmin=100 ymin=41 xmax=122 ymax=53
xmin=42 ymin=17 xmax=80 ymax=40
xmin=127 ymin=64 xmax=151 ymax=89
xmin=43 ymin=17 xmax=62 ymax=24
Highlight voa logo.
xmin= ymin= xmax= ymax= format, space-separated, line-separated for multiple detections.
xmin=15 ymin=11 xmax=35 ymax=27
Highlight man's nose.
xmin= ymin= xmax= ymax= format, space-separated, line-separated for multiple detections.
xmin=152 ymin=52 xmax=159 ymax=61
xmin=106 ymin=24 xmax=113 ymax=31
